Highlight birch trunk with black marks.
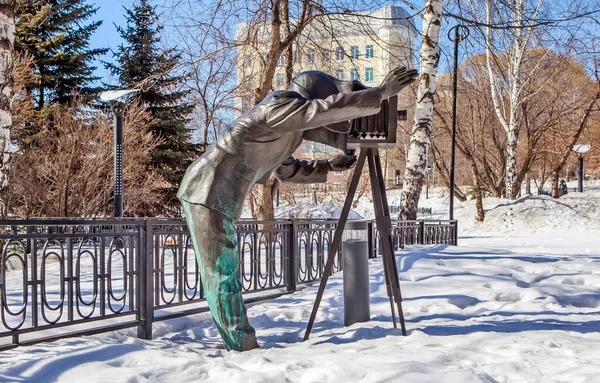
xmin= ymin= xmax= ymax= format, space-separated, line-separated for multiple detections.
xmin=483 ymin=0 xmax=543 ymax=199
xmin=0 ymin=0 xmax=15 ymax=217
xmin=399 ymin=0 xmax=442 ymax=220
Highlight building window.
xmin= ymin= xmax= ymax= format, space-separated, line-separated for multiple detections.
xmin=336 ymin=68 xmax=345 ymax=80
xmin=277 ymin=55 xmax=285 ymax=65
xmin=365 ymin=44 xmax=374 ymax=59
xmin=351 ymin=46 xmax=359 ymax=59
xmin=307 ymin=48 xmax=316 ymax=64
xmin=365 ymin=67 xmax=374 ymax=82
xmin=335 ymin=46 xmax=345 ymax=61
xmin=276 ymin=73 xmax=284 ymax=87
xmin=351 ymin=68 xmax=359 ymax=80
xmin=321 ymin=49 xmax=330 ymax=62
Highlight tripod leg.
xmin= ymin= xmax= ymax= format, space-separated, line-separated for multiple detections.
xmin=367 ymin=150 xmax=407 ymax=335
xmin=366 ymin=149 xmax=397 ymax=328
xmin=303 ymin=150 xmax=367 ymax=341
xmin=373 ymin=151 xmax=407 ymax=335
xmin=380 ymin=236 xmax=398 ymax=328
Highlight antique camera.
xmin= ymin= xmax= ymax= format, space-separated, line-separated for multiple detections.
xmin=347 ymin=95 xmax=406 ymax=150
xmin=290 ymin=71 xmax=407 ymax=152
xmin=302 ymin=95 xmax=406 ymax=152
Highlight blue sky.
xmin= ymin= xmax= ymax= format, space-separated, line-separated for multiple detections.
xmin=89 ymin=0 xmax=129 ymax=85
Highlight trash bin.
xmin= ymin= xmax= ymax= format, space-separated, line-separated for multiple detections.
xmin=342 ymin=220 xmax=370 ymax=326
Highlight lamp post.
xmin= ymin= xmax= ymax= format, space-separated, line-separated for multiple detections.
xmin=100 ymin=89 xmax=139 ymax=217
xmin=448 ymin=24 xmax=469 ymax=221
xmin=572 ymin=144 xmax=591 ymax=193
xmin=426 ymin=164 xmax=433 ymax=199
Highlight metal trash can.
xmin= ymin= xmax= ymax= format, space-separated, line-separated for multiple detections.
xmin=343 ymin=220 xmax=370 ymax=326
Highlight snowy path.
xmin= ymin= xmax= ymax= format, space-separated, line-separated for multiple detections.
xmin=1 ymin=229 xmax=599 ymax=383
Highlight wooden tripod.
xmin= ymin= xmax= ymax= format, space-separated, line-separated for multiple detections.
xmin=303 ymin=148 xmax=407 ymax=341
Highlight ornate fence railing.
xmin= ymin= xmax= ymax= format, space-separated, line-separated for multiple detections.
xmin=0 ymin=218 xmax=456 ymax=350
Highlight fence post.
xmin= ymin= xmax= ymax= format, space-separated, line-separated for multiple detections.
xmin=399 ymin=224 xmax=404 ymax=249
xmin=373 ymin=220 xmax=378 ymax=257
xmin=367 ymin=220 xmax=375 ymax=259
xmin=418 ymin=221 xmax=425 ymax=245
xmin=453 ymin=220 xmax=458 ymax=246
xmin=286 ymin=220 xmax=297 ymax=293
xmin=137 ymin=220 xmax=154 ymax=340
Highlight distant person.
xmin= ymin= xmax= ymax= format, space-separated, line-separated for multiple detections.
xmin=178 ymin=66 xmax=418 ymax=351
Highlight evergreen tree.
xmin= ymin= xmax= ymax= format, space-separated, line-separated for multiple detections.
xmin=14 ymin=0 xmax=107 ymax=108
xmin=107 ymin=0 xmax=199 ymax=210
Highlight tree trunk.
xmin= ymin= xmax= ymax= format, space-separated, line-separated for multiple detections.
xmin=247 ymin=0 xmax=314 ymax=220
xmin=505 ymin=127 xmax=519 ymax=198
xmin=468 ymin=156 xmax=485 ymax=222
xmin=0 ymin=0 xmax=15 ymax=218
xmin=399 ymin=0 xmax=442 ymax=220
xmin=484 ymin=0 xmax=542 ymax=200
xmin=254 ymin=176 xmax=279 ymax=221
xmin=429 ymin=140 xmax=467 ymax=202
xmin=536 ymin=165 xmax=550 ymax=195
xmin=550 ymin=171 xmax=560 ymax=198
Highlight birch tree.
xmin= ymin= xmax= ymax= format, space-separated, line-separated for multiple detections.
xmin=0 ymin=0 xmax=15 ymax=217
xmin=481 ymin=0 xmax=547 ymax=198
xmin=399 ymin=0 xmax=442 ymax=220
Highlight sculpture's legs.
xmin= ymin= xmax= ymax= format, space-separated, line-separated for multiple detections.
xmin=181 ymin=201 xmax=259 ymax=351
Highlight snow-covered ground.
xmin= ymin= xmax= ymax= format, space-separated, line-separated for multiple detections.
xmin=2 ymin=188 xmax=600 ymax=383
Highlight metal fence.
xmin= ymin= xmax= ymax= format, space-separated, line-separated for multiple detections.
xmin=0 ymin=218 xmax=456 ymax=350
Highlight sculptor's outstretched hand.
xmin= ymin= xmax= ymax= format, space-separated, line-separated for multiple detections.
xmin=378 ymin=66 xmax=419 ymax=99
xmin=328 ymin=154 xmax=357 ymax=172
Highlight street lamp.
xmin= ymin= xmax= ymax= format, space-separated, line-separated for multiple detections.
xmin=425 ymin=163 xmax=433 ymax=199
xmin=572 ymin=144 xmax=591 ymax=193
xmin=100 ymin=89 xmax=139 ymax=217
xmin=448 ymin=24 xmax=469 ymax=221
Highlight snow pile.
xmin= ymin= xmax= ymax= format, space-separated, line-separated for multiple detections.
xmin=454 ymin=189 xmax=600 ymax=234
xmin=275 ymin=202 xmax=363 ymax=219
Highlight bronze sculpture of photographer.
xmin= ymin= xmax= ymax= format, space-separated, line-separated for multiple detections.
xmin=178 ymin=66 xmax=418 ymax=351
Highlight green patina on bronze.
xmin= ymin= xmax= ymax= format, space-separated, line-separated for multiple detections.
xmin=182 ymin=200 xmax=258 ymax=351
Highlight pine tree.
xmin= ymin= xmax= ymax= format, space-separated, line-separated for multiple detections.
xmin=107 ymin=0 xmax=199 ymax=210
xmin=14 ymin=0 xmax=107 ymax=108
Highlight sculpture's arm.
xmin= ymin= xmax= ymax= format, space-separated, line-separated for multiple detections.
xmin=265 ymin=87 xmax=382 ymax=132
xmin=266 ymin=66 xmax=418 ymax=132
xmin=274 ymin=156 xmax=330 ymax=184
xmin=274 ymin=154 xmax=357 ymax=184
